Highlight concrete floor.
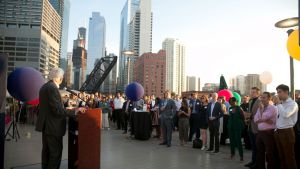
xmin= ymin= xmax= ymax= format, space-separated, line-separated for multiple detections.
xmin=4 ymin=124 xmax=251 ymax=169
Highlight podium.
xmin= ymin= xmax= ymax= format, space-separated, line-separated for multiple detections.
xmin=68 ymin=108 xmax=102 ymax=169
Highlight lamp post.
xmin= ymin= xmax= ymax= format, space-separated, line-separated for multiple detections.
xmin=121 ymin=50 xmax=135 ymax=91
xmin=275 ymin=17 xmax=299 ymax=100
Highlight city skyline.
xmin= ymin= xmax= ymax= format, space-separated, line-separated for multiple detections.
xmin=67 ymin=0 xmax=299 ymax=92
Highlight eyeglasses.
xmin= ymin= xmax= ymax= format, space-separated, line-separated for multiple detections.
xmin=201 ymin=98 xmax=205 ymax=99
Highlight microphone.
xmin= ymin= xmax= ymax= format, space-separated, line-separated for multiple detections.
xmin=63 ymin=87 xmax=85 ymax=105
xmin=64 ymin=87 xmax=78 ymax=96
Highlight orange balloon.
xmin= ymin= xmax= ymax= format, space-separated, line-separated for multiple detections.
xmin=287 ymin=29 xmax=300 ymax=61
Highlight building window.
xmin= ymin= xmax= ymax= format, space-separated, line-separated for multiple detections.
xmin=16 ymin=57 xmax=26 ymax=61
xmin=4 ymin=47 xmax=15 ymax=51
xmin=28 ymin=58 xmax=39 ymax=62
xmin=5 ymin=42 xmax=16 ymax=46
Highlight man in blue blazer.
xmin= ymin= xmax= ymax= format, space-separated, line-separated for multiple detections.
xmin=206 ymin=92 xmax=224 ymax=153
xmin=188 ymin=92 xmax=202 ymax=141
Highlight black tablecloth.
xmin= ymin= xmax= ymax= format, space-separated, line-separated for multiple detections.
xmin=132 ymin=111 xmax=152 ymax=140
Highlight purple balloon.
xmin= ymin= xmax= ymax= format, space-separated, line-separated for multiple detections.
xmin=125 ymin=82 xmax=144 ymax=101
xmin=7 ymin=67 xmax=45 ymax=102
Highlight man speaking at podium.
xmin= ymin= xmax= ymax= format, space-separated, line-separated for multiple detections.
xmin=36 ymin=68 xmax=86 ymax=169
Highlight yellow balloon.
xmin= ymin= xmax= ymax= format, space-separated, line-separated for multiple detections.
xmin=287 ymin=29 xmax=300 ymax=61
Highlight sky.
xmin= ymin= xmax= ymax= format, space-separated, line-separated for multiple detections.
xmin=67 ymin=0 xmax=299 ymax=92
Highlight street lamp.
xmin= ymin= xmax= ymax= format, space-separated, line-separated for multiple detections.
xmin=121 ymin=50 xmax=136 ymax=91
xmin=275 ymin=17 xmax=299 ymax=100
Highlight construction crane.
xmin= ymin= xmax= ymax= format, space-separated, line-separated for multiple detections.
xmin=80 ymin=56 xmax=117 ymax=93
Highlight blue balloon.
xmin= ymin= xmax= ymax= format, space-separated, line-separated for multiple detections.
xmin=125 ymin=82 xmax=144 ymax=101
xmin=7 ymin=67 xmax=45 ymax=102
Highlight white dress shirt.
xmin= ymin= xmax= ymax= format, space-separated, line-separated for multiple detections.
xmin=276 ymin=98 xmax=299 ymax=129
xmin=174 ymin=99 xmax=182 ymax=111
xmin=210 ymin=101 xmax=216 ymax=117
xmin=114 ymin=97 xmax=125 ymax=109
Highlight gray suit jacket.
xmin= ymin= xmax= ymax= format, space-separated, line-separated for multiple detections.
xmin=249 ymin=98 xmax=261 ymax=134
xmin=160 ymin=99 xmax=177 ymax=119
xmin=36 ymin=81 xmax=75 ymax=136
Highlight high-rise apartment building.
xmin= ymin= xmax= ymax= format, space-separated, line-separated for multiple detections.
xmin=119 ymin=0 xmax=152 ymax=90
xmin=162 ymin=38 xmax=186 ymax=95
xmin=245 ymin=74 xmax=266 ymax=95
xmin=186 ymin=76 xmax=201 ymax=91
xmin=72 ymin=27 xmax=87 ymax=90
xmin=134 ymin=50 xmax=166 ymax=97
xmin=0 ymin=0 xmax=63 ymax=78
xmin=59 ymin=0 xmax=70 ymax=59
xmin=87 ymin=12 xmax=106 ymax=76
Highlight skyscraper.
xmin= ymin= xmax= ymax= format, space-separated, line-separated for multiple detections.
xmin=65 ymin=52 xmax=73 ymax=88
xmin=186 ymin=76 xmax=201 ymax=91
xmin=118 ymin=0 xmax=152 ymax=90
xmin=87 ymin=12 xmax=106 ymax=76
xmin=129 ymin=0 xmax=152 ymax=57
xmin=72 ymin=27 xmax=87 ymax=90
xmin=60 ymin=0 xmax=70 ymax=59
xmin=236 ymin=75 xmax=246 ymax=95
xmin=49 ymin=0 xmax=64 ymax=16
xmin=162 ymin=38 xmax=186 ymax=95
xmin=0 ymin=0 xmax=62 ymax=78
xmin=245 ymin=74 xmax=266 ymax=95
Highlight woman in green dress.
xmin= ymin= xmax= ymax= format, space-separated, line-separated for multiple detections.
xmin=227 ymin=97 xmax=245 ymax=161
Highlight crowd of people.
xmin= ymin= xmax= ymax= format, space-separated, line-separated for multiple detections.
xmin=61 ymin=83 xmax=300 ymax=169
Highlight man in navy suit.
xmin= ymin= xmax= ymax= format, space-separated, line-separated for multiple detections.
xmin=206 ymin=92 xmax=224 ymax=153
xmin=188 ymin=93 xmax=202 ymax=141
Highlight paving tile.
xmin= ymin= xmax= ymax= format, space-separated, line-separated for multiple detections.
xmin=5 ymin=124 xmax=251 ymax=169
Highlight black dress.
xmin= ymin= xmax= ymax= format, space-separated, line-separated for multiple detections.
xmin=199 ymin=104 xmax=208 ymax=129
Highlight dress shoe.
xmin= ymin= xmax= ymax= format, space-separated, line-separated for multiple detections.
xmin=244 ymin=161 xmax=253 ymax=167
xmin=240 ymin=157 xmax=244 ymax=162
xmin=122 ymin=131 xmax=127 ymax=134
xmin=206 ymin=149 xmax=213 ymax=152
xmin=167 ymin=144 xmax=171 ymax=147
xmin=249 ymin=164 xmax=257 ymax=169
xmin=212 ymin=150 xmax=219 ymax=154
xmin=159 ymin=142 xmax=167 ymax=145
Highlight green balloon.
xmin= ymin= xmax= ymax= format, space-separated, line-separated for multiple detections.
xmin=232 ymin=92 xmax=241 ymax=106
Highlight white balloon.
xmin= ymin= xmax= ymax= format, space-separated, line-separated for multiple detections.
xmin=259 ymin=71 xmax=273 ymax=84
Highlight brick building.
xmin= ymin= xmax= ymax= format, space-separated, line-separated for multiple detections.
xmin=134 ymin=50 xmax=166 ymax=97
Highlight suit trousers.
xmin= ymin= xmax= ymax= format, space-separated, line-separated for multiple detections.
xmin=208 ymin=122 xmax=220 ymax=151
xmin=274 ymin=128 xmax=297 ymax=169
xmin=121 ymin=111 xmax=129 ymax=132
xmin=229 ymin=129 xmax=243 ymax=158
xmin=295 ymin=131 xmax=300 ymax=169
xmin=114 ymin=109 xmax=122 ymax=129
xmin=161 ymin=118 xmax=173 ymax=146
xmin=42 ymin=133 xmax=63 ymax=169
xmin=242 ymin=125 xmax=252 ymax=149
xmin=256 ymin=130 xmax=277 ymax=169
xmin=189 ymin=113 xmax=200 ymax=141
xmin=178 ymin=117 xmax=189 ymax=142
xmin=249 ymin=130 xmax=257 ymax=164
